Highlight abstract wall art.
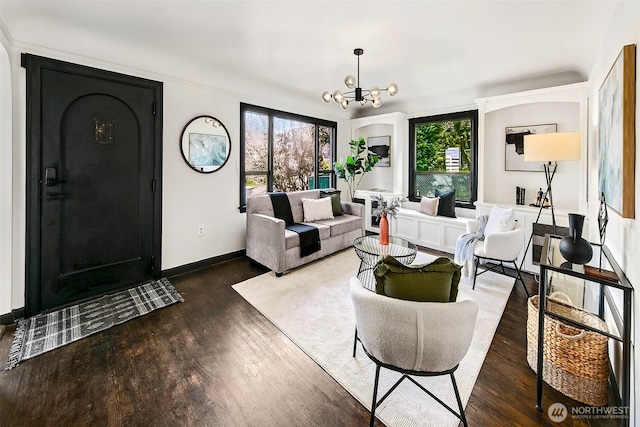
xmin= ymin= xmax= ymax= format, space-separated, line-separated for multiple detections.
xmin=367 ymin=136 xmax=391 ymax=167
xmin=505 ymin=124 xmax=557 ymax=171
xmin=598 ymin=44 xmax=636 ymax=219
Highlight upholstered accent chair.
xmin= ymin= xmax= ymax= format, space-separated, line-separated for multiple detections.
xmin=466 ymin=218 xmax=529 ymax=297
xmin=350 ymin=277 xmax=478 ymax=427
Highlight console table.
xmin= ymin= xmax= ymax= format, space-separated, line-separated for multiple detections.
xmin=536 ymin=234 xmax=632 ymax=421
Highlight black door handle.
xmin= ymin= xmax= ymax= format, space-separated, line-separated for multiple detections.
xmin=45 ymin=167 xmax=66 ymax=186
xmin=46 ymin=192 xmax=67 ymax=200
xmin=46 ymin=178 xmax=67 ymax=186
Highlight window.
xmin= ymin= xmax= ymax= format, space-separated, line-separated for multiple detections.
xmin=240 ymin=103 xmax=336 ymax=211
xmin=408 ymin=110 xmax=478 ymax=208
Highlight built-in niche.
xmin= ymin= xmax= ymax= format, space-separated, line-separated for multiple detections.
xmin=350 ymin=112 xmax=407 ymax=195
xmin=475 ymin=83 xmax=588 ymax=212
xmin=484 ymin=103 xmax=581 ymax=210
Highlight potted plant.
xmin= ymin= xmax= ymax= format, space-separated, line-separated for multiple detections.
xmin=371 ymin=194 xmax=404 ymax=245
xmin=333 ymin=137 xmax=379 ymax=201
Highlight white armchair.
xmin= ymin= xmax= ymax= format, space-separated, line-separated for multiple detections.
xmin=350 ymin=277 xmax=478 ymax=427
xmin=466 ymin=219 xmax=529 ymax=296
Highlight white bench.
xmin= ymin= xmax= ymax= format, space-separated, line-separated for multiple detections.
xmin=391 ymin=207 xmax=472 ymax=254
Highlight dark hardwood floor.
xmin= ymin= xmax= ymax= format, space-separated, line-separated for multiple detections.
xmin=0 ymin=249 xmax=620 ymax=426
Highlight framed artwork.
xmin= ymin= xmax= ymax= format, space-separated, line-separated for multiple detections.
xmin=367 ymin=136 xmax=390 ymax=167
xmin=505 ymin=124 xmax=557 ymax=171
xmin=189 ymin=133 xmax=229 ymax=169
xmin=598 ymin=44 xmax=636 ymax=218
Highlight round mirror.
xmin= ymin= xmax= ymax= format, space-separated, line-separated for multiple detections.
xmin=180 ymin=115 xmax=231 ymax=173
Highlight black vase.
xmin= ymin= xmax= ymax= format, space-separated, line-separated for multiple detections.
xmin=559 ymin=213 xmax=593 ymax=264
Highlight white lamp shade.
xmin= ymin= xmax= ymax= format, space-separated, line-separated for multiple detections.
xmin=523 ymin=132 xmax=581 ymax=162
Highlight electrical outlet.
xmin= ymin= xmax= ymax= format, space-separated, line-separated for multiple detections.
xmin=197 ymin=225 xmax=205 ymax=236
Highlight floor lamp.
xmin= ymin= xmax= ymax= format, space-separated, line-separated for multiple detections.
xmin=518 ymin=131 xmax=581 ymax=272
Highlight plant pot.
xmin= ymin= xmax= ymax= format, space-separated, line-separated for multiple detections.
xmin=559 ymin=213 xmax=593 ymax=265
xmin=379 ymin=214 xmax=389 ymax=245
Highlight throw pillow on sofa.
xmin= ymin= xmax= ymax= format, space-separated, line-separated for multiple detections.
xmin=320 ymin=190 xmax=343 ymax=216
xmin=302 ymin=197 xmax=334 ymax=222
xmin=373 ymin=255 xmax=462 ymax=302
xmin=435 ymin=189 xmax=456 ymax=218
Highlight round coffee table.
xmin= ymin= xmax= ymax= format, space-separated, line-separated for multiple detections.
xmin=353 ymin=235 xmax=417 ymax=290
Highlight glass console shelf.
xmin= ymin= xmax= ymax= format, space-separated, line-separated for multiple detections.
xmin=536 ymin=234 xmax=632 ymax=423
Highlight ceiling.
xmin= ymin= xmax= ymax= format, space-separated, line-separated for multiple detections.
xmin=0 ymin=1 xmax=619 ymax=119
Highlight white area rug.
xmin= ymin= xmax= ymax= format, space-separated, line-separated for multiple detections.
xmin=233 ymin=249 xmax=513 ymax=426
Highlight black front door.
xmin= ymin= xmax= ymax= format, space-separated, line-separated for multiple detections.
xmin=24 ymin=54 xmax=163 ymax=316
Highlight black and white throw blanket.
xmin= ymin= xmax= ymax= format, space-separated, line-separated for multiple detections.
xmin=269 ymin=192 xmax=321 ymax=257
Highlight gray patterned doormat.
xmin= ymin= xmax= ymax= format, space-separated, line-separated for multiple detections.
xmin=5 ymin=278 xmax=183 ymax=370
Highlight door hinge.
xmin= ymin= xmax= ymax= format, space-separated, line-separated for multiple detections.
xmin=152 ymin=101 xmax=156 ymax=116
xmin=151 ymin=255 xmax=156 ymax=271
xmin=152 ymin=179 xmax=156 ymax=192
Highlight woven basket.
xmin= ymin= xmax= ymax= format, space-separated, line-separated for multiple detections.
xmin=526 ymin=294 xmax=609 ymax=406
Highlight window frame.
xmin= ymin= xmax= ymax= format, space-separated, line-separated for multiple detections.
xmin=408 ymin=109 xmax=478 ymax=209
xmin=239 ymin=103 xmax=337 ymax=212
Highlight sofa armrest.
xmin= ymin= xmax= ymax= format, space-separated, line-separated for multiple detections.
xmin=466 ymin=219 xmax=480 ymax=234
xmin=246 ymin=213 xmax=286 ymax=273
xmin=342 ymin=201 xmax=364 ymax=217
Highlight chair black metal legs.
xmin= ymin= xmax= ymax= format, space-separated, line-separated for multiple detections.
xmin=367 ymin=362 xmax=469 ymax=427
xmin=369 ymin=365 xmax=381 ymax=427
xmin=472 ymin=256 xmax=530 ymax=298
xmin=450 ymin=372 xmax=468 ymax=427
xmin=353 ymin=327 xmax=359 ymax=357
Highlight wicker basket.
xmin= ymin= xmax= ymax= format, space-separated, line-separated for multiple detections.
xmin=526 ymin=294 xmax=610 ymax=406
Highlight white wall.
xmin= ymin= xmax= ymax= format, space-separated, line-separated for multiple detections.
xmin=0 ymin=34 xmax=12 ymax=315
xmin=0 ymin=41 xmax=348 ymax=312
xmin=483 ymin=102 xmax=581 ymax=209
xmin=161 ymin=82 xmax=246 ymax=269
xmin=586 ymin=1 xmax=639 ymax=422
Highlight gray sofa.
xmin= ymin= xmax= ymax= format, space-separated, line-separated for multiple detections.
xmin=246 ymin=189 xmax=365 ymax=276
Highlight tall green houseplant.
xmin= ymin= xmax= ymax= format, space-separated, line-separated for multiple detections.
xmin=334 ymin=137 xmax=379 ymax=201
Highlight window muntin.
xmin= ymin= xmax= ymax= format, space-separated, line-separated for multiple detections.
xmin=240 ymin=104 xmax=337 ymax=210
xmin=409 ymin=110 xmax=478 ymax=207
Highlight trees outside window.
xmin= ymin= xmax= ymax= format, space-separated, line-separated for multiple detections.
xmin=409 ymin=110 xmax=478 ymax=207
xmin=240 ymin=104 xmax=336 ymax=210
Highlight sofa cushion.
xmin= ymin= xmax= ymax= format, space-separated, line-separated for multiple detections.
xmin=246 ymin=192 xmax=276 ymax=216
xmin=302 ymin=197 xmax=334 ymax=222
xmin=284 ymin=223 xmax=330 ymax=250
xmin=314 ymin=214 xmax=362 ymax=237
xmin=373 ymin=255 xmax=462 ymax=302
xmin=320 ymin=190 xmax=343 ymax=216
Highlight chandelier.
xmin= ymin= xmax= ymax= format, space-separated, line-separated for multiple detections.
xmin=322 ymin=48 xmax=398 ymax=109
